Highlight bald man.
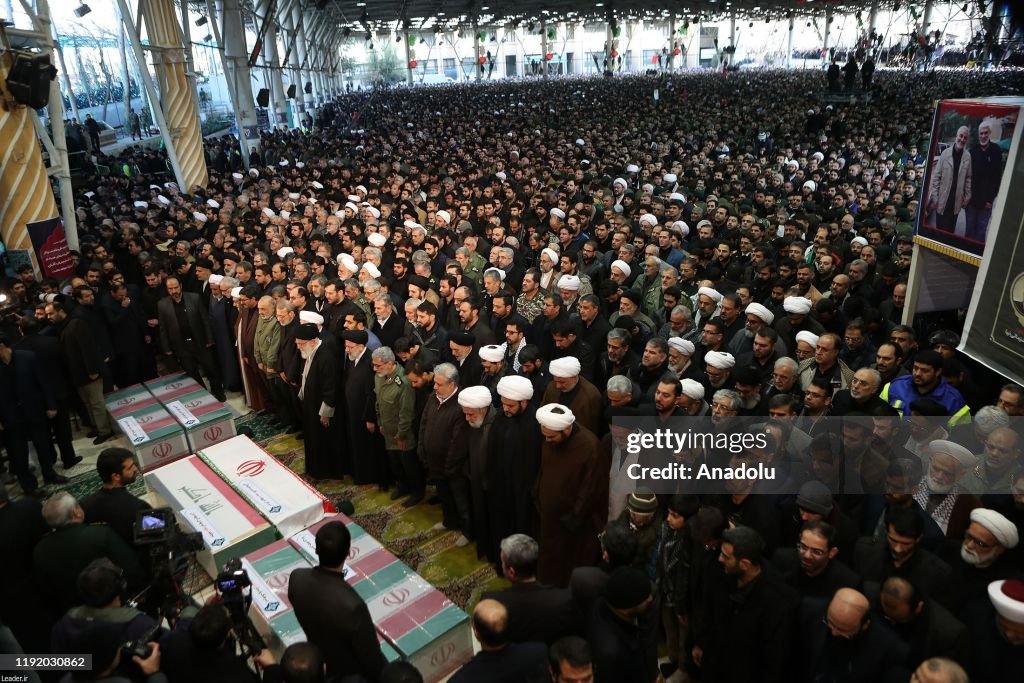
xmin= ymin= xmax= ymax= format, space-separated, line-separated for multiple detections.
xmin=800 ymin=587 xmax=909 ymax=681
xmin=449 ymin=599 xmax=547 ymax=682
xmin=910 ymin=657 xmax=969 ymax=683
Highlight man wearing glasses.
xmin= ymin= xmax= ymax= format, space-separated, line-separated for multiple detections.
xmin=946 ymin=508 xmax=1021 ymax=617
xmin=771 ymin=520 xmax=861 ymax=600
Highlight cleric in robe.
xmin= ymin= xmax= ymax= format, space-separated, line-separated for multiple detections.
xmin=294 ymin=322 xmax=345 ymax=480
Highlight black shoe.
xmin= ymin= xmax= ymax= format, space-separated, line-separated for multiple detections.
xmin=659 ymin=661 xmax=679 ymax=679
xmin=336 ymin=499 xmax=355 ymax=515
xmin=214 ymin=393 xmax=227 ymax=402
xmin=402 ymin=494 xmax=424 ymax=508
xmin=86 ymin=430 xmax=98 ymax=438
xmin=45 ymin=474 xmax=70 ymax=485
xmin=390 ymin=488 xmax=408 ymax=501
xmin=93 ymin=433 xmax=114 ymax=445
xmin=62 ymin=456 xmax=83 ymax=469
xmin=427 ymin=495 xmax=441 ymax=505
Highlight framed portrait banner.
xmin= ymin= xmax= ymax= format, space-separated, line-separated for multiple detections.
xmin=917 ymin=99 xmax=1019 ymax=258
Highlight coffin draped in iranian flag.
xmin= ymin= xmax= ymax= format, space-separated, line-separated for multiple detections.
xmin=106 ymin=386 xmax=189 ymax=472
xmin=290 ymin=515 xmax=471 ymax=682
xmin=143 ymin=373 xmax=204 ymax=403
xmin=197 ymin=435 xmax=332 ymax=537
xmin=144 ymin=455 xmax=276 ymax=576
xmin=162 ymin=389 xmax=237 ymax=452
xmin=240 ymin=539 xmax=400 ymax=663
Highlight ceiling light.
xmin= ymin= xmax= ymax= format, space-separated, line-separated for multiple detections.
xmin=73 ymin=3 xmax=91 ymax=17
xmin=195 ymin=17 xmax=208 ymax=27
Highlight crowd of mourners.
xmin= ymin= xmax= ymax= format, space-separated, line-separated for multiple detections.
xmin=2 ymin=67 xmax=1024 ymax=683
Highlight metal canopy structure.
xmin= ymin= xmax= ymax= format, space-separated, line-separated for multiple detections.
xmin=293 ymin=0 xmax=898 ymax=33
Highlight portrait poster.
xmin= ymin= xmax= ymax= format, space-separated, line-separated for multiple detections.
xmin=917 ymin=99 xmax=1019 ymax=258
xmin=959 ymin=100 xmax=1024 ymax=386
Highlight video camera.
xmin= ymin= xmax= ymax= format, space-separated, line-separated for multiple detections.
xmin=130 ymin=508 xmax=204 ymax=623
xmin=215 ymin=558 xmax=266 ymax=659
xmin=121 ymin=621 xmax=160 ymax=661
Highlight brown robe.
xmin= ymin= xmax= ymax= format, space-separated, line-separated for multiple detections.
xmin=534 ymin=424 xmax=603 ymax=587
xmin=238 ymin=304 xmax=270 ymax=411
xmin=540 ymin=377 xmax=603 ymax=436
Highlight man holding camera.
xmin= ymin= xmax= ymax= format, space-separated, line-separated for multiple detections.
xmin=288 ymin=521 xmax=386 ymax=680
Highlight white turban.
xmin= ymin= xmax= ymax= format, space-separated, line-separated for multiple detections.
xmin=149 ymin=184 xmax=161 ymax=190
xmin=484 ymin=267 xmax=506 ymax=281
xmin=575 ymin=138 xmax=585 ymax=146
xmin=558 ymin=275 xmax=581 ymax=292
xmin=497 ymin=375 xmax=534 ymax=401
xmin=784 ymin=296 xmax=813 ymax=315
xmin=208 ymin=274 xmax=224 ymax=286
xmin=926 ymin=440 xmax=977 ymax=469
xmin=192 ymin=211 xmax=208 ymax=222
xmin=311 ymin=181 xmax=323 ymax=189
xmin=697 ymin=287 xmax=723 ymax=303
xmin=478 ymin=344 xmax=506 ymax=363
xmin=157 ymin=195 xmax=170 ymax=206
xmin=347 ymin=194 xmax=361 ymax=203
xmin=613 ymin=177 xmax=627 ymax=188
xmin=989 ymin=580 xmax=1024 ymax=624
xmin=355 ymin=185 xmax=368 ymax=194
xmin=671 ymin=220 xmax=690 ymax=237
xmin=262 ymin=207 xmax=276 ymax=218
xmin=457 ymin=386 xmax=493 ymax=409
xmin=802 ymin=180 xmax=816 ymax=192
xmin=367 ymin=232 xmax=387 ymax=247
xmin=851 ymin=236 xmax=869 ymax=247
xmin=704 ymin=351 xmax=736 ymax=370
xmin=277 ymin=247 xmax=294 ymax=258
xmin=345 ymin=202 xmax=359 ymax=213
xmin=611 ymin=260 xmax=632 ymax=278
xmin=667 ymin=337 xmax=695 ymax=356
xmin=134 ymin=201 xmax=148 ymax=209
xmin=795 ymin=331 xmax=820 ymax=349
xmin=207 ymin=199 xmax=220 ymax=208
xmin=230 ymin=287 xmax=242 ymax=298
xmin=365 ymin=205 xmax=381 ymax=219
xmin=745 ymin=303 xmax=774 ymax=325
xmin=164 ymin=182 xmax=178 ymax=191
xmin=337 ymin=254 xmax=357 ymax=273
xmin=404 ymin=219 xmax=421 ymax=230
xmin=970 ymin=509 xmax=1019 ymax=549
xmin=248 ymin=168 xmax=259 ymax=177
xmin=299 ymin=311 xmax=324 ymax=327
xmin=680 ymin=379 xmax=705 ymax=400
xmin=436 ymin=210 xmax=451 ymax=225
xmin=279 ymin=160 xmax=289 ymax=167
xmin=83 ymin=191 xmax=95 ymax=198
xmin=639 ymin=213 xmax=658 ymax=227
xmin=550 ymin=208 xmax=566 ymax=220
xmin=626 ymin=164 xmax=640 ymax=174
xmin=295 ymin=162 xmax=305 ymax=169
xmin=541 ymin=248 xmax=559 ymax=265
xmin=280 ymin=210 xmax=291 ymax=220
xmin=495 ymin=171 xmax=507 ymax=181
xmin=361 ymin=262 xmax=381 ymax=278
xmin=663 ymin=173 xmax=677 ymax=184
xmin=669 ymin=192 xmax=686 ymax=202
xmin=549 ymin=356 xmax=582 ymax=378
xmin=536 ymin=403 xmax=576 ymax=431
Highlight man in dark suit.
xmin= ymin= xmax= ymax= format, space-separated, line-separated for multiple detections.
xmin=293 ymin=324 xmax=345 ymax=480
xmin=157 ymin=276 xmax=225 ymax=400
xmin=101 ymin=281 xmax=148 ymax=388
xmin=0 ymin=336 xmax=66 ymax=493
xmin=341 ymin=330 xmax=381 ymax=486
xmin=288 ymin=521 xmax=385 ymax=681
xmin=269 ymin=301 xmax=302 ymax=433
xmin=449 ymin=599 xmax=547 ymax=683
xmin=481 ymin=534 xmax=581 ymax=645
xmin=371 ymin=297 xmax=404 ymax=349
xmin=798 ymin=588 xmax=909 ymax=683
xmin=853 ymin=507 xmax=952 ymax=602
xmin=875 ymin=576 xmax=970 ymax=668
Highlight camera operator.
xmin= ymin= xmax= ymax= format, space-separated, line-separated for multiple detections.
xmin=32 ymin=492 xmax=146 ymax=621
xmin=61 ymin=622 xmax=163 ymax=683
xmin=52 ymin=559 xmax=165 ymax=677
xmin=81 ymin=448 xmax=153 ymax=546
xmin=159 ymin=603 xmax=281 ymax=683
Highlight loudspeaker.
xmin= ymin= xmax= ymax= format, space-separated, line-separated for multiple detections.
xmin=286 ymin=84 xmax=297 ymax=99
xmin=303 ymin=82 xmax=312 ymax=94
xmin=256 ymin=88 xmax=270 ymax=107
xmin=6 ymin=52 xmax=57 ymax=109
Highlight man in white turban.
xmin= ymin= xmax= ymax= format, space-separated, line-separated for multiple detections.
xmin=533 ymin=403 xmax=602 ymax=585
xmin=975 ymin=579 xmax=1024 ymax=678
xmin=694 ymin=286 xmax=723 ymax=329
xmin=542 ymin=357 xmax=602 ymax=434
xmin=678 ymin=378 xmax=709 ymax=416
xmin=610 ymin=260 xmax=632 ymax=285
xmin=667 ymin=337 xmax=697 ymax=380
xmin=478 ymin=344 xmax=508 ymax=395
xmin=959 ymin=508 xmax=1019 ymax=571
xmin=916 ymin=440 xmax=980 ymax=537
xmin=704 ymin=351 xmax=736 ymax=391
xmin=458 ymin=384 xmax=497 ymax=551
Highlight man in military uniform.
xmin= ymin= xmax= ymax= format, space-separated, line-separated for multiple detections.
xmin=373 ymin=347 xmax=423 ymax=506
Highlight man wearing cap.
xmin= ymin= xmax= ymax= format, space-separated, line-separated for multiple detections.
xmin=881 ymin=349 xmax=970 ymax=427
xmin=534 ymin=403 xmax=602 ymax=586
xmin=585 ymin=567 xmax=658 ymax=683
xmin=294 ymin=322 xmax=345 ymax=480
xmin=156 ymin=277 xmax=225 ymax=401
xmin=542 ymin=356 xmax=602 ymax=436
xmin=963 ymin=579 xmax=1024 ymax=680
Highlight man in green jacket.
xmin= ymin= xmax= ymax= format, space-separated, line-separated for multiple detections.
xmin=372 ymin=347 xmax=423 ymax=507
xmin=253 ymin=296 xmax=282 ymax=392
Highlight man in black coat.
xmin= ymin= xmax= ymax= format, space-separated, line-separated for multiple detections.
xmin=771 ymin=520 xmax=862 ymax=601
xmin=798 ymin=588 xmax=909 ymax=682
xmin=0 ymin=485 xmax=50 ymax=653
xmin=449 ymin=600 xmax=547 ymax=683
xmin=79 ymin=448 xmax=152 ymax=547
xmin=288 ymin=521 xmax=386 ymax=680
xmin=157 ymin=276 xmax=225 ymax=400
xmin=101 ymin=281 xmax=148 ymax=388
xmin=294 ymin=324 xmax=345 ymax=480
xmin=586 ymin=567 xmax=659 ymax=683
xmin=694 ymin=526 xmax=798 ymax=683
xmin=370 ymin=296 xmax=405 ymax=349
xmin=875 ymin=576 xmax=970 ymax=668
xmin=853 ymin=507 xmax=952 ymax=602
xmin=16 ymin=318 xmax=79 ymax=468
xmin=481 ymin=534 xmax=581 ymax=645
xmin=270 ymin=301 xmax=302 ymax=433
xmin=0 ymin=336 xmax=65 ymax=493
xmin=419 ymin=363 xmax=471 ymax=537
xmin=341 ymin=330 xmax=381 ymax=486
xmin=160 ymin=603 xmax=280 ymax=683
xmin=47 ymin=300 xmax=114 ymax=444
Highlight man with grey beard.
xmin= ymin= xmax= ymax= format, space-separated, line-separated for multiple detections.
xmin=947 ymin=507 xmax=1021 ymax=616
xmin=929 ymin=125 xmax=972 ymax=233
xmin=915 ymin=440 xmax=981 ymax=540
xmin=830 ymin=368 xmax=888 ymax=416
xmin=458 ymin=385 xmax=497 ymax=557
